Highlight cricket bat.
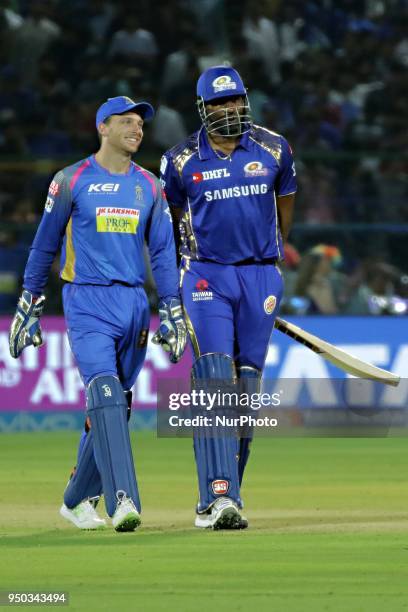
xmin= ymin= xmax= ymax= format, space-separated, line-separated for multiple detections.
xmin=274 ymin=317 xmax=400 ymax=387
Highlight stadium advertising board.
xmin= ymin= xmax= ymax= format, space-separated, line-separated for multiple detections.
xmin=0 ymin=317 xmax=406 ymax=431
xmin=0 ymin=316 xmax=190 ymax=411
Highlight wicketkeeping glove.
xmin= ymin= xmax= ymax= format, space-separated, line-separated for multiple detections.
xmin=152 ymin=298 xmax=187 ymax=363
xmin=9 ymin=290 xmax=46 ymax=358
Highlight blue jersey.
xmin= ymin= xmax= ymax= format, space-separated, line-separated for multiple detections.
xmin=24 ymin=155 xmax=178 ymax=301
xmin=161 ymin=125 xmax=296 ymax=264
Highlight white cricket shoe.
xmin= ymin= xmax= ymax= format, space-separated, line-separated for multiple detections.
xmin=112 ymin=496 xmax=141 ymax=532
xmin=60 ymin=500 xmax=106 ymax=530
xmin=195 ymin=497 xmax=248 ymax=530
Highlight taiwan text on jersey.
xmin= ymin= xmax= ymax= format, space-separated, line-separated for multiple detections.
xmin=24 ymin=155 xmax=174 ymax=289
xmin=161 ymin=126 xmax=297 ymax=264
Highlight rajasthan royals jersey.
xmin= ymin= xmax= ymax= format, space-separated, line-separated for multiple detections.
xmin=161 ymin=126 xmax=297 ymax=263
xmin=24 ymin=155 xmax=178 ymax=300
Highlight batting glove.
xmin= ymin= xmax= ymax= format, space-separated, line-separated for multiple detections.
xmin=152 ymin=298 xmax=187 ymax=363
xmin=9 ymin=290 xmax=46 ymax=358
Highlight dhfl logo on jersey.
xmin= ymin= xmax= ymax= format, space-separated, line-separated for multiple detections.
xmin=196 ymin=279 xmax=209 ymax=292
xmin=192 ymin=169 xmax=230 ymax=183
xmin=212 ymin=479 xmax=229 ymax=495
xmin=264 ymin=295 xmax=277 ymax=315
xmin=244 ymin=161 xmax=268 ymax=177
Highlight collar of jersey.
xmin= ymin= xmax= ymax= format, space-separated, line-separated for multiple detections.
xmin=90 ymin=154 xmax=136 ymax=176
xmin=197 ymin=127 xmax=252 ymax=161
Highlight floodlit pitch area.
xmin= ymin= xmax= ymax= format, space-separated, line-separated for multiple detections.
xmin=1 ymin=432 xmax=408 ymax=611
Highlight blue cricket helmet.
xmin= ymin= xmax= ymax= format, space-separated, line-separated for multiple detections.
xmin=196 ymin=65 xmax=247 ymax=102
xmin=196 ymin=66 xmax=252 ymax=137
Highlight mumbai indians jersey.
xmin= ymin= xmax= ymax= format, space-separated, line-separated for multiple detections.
xmin=24 ymin=155 xmax=178 ymax=300
xmin=161 ymin=126 xmax=297 ymax=263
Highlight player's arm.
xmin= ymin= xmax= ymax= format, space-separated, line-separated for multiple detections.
xmin=168 ymin=206 xmax=184 ymax=265
xmin=145 ymin=179 xmax=179 ymax=302
xmin=277 ymin=193 xmax=295 ymax=242
xmin=159 ymin=154 xmax=187 ymax=265
xmin=276 ymin=137 xmax=297 ymax=243
xmin=9 ymin=171 xmax=73 ymax=358
xmin=146 ymin=178 xmax=187 ymax=363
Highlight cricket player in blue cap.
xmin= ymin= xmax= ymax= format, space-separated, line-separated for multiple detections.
xmin=9 ymin=96 xmax=187 ymax=531
xmin=161 ymin=66 xmax=297 ymax=529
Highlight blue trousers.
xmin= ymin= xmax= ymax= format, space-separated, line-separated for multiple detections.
xmin=62 ymin=283 xmax=149 ymax=513
xmin=63 ymin=283 xmax=149 ymax=387
xmin=181 ymin=260 xmax=283 ymax=367
xmin=181 ymin=260 xmax=283 ymax=510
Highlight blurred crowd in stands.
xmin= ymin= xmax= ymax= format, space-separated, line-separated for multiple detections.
xmin=280 ymin=242 xmax=408 ymax=315
xmin=0 ymin=0 xmax=407 ymax=314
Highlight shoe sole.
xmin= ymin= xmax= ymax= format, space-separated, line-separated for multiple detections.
xmin=213 ymin=506 xmax=248 ymax=530
xmin=59 ymin=506 xmax=106 ymax=530
xmin=114 ymin=512 xmax=141 ymax=532
xmin=195 ymin=515 xmax=212 ymax=529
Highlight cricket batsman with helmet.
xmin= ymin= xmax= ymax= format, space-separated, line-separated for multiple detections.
xmin=161 ymin=66 xmax=296 ymax=529
xmin=9 ymin=96 xmax=187 ymax=531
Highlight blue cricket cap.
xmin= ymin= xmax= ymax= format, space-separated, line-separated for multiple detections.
xmin=95 ymin=96 xmax=154 ymax=128
xmin=196 ymin=66 xmax=246 ymax=103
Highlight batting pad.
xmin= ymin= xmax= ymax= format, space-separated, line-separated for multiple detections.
xmin=87 ymin=376 xmax=140 ymax=517
xmin=64 ymin=430 xmax=102 ymax=508
xmin=237 ymin=366 xmax=261 ymax=486
xmin=192 ymin=353 xmax=241 ymax=512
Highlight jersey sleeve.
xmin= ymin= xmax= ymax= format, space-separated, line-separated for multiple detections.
xmin=23 ymin=170 xmax=73 ymax=295
xmin=159 ymin=153 xmax=186 ymax=208
xmin=145 ymin=176 xmax=179 ymax=301
xmin=275 ymin=137 xmax=297 ymax=197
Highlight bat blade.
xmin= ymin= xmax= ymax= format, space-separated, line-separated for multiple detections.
xmin=274 ymin=317 xmax=400 ymax=387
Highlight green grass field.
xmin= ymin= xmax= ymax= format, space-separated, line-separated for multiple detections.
xmin=1 ymin=432 xmax=408 ymax=611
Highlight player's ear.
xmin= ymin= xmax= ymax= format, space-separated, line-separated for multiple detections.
xmin=98 ymin=122 xmax=108 ymax=139
xmin=98 ymin=116 xmax=112 ymax=140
